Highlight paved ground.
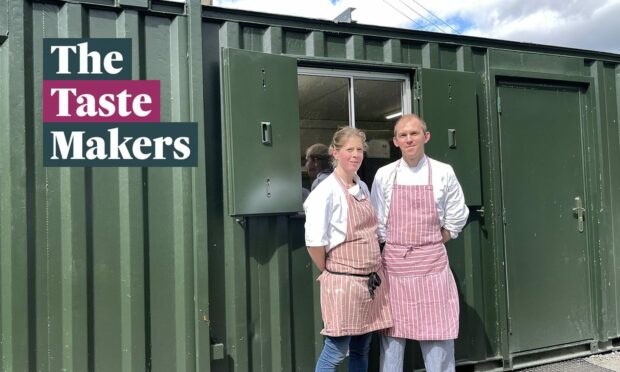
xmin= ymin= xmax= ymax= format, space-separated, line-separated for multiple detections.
xmin=585 ymin=352 xmax=620 ymax=372
xmin=519 ymin=352 xmax=620 ymax=372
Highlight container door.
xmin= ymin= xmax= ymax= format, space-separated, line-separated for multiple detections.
xmin=418 ymin=68 xmax=482 ymax=206
xmin=417 ymin=69 xmax=486 ymax=363
xmin=221 ymin=48 xmax=301 ymax=215
xmin=497 ymin=81 xmax=593 ymax=352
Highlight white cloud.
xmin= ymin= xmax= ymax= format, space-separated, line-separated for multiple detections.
xmin=212 ymin=0 xmax=336 ymax=19
xmin=213 ymin=0 xmax=620 ymax=53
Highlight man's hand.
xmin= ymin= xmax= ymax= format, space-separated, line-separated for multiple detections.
xmin=440 ymin=228 xmax=452 ymax=244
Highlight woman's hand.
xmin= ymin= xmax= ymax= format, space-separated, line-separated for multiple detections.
xmin=307 ymin=246 xmax=326 ymax=272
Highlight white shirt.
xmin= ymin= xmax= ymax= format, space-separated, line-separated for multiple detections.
xmin=370 ymin=156 xmax=469 ymax=242
xmin=303 ymin=173 xmax=371 ymax=252
xmin=311 ymin=170 xmax=331 ymax=190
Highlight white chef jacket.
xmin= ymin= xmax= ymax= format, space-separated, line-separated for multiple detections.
xmin=370 ymin=156 xmax=469 ymax=242
xmin=304 ymin=173 xmax=371 ymax=252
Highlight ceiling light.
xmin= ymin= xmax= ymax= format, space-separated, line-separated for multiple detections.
xmin=385 ymin=111 xmax=402 ymax=120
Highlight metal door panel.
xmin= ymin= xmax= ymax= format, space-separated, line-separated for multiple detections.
xmin=419 ymin=68 xmax=482 ymax=206
xmin=498 ymin=82 xmax=593 ymax=352
xmin=221 ymin=48 xmax=302 ymax=215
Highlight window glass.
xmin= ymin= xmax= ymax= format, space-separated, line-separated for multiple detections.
xmin=298 ymin=75 xmax=349 ymax=191
xmin=298 ymin=72 xmax=408 ymax=194
xmin=353 ymin=79 xmax=403 ymax=183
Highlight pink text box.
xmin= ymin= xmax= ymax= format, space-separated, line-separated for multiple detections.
xmin=43 ymin=80 xmax=160 ymax=122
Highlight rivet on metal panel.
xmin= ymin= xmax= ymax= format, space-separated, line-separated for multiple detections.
xmin=235 ymin=217 xmax=246 ymax=228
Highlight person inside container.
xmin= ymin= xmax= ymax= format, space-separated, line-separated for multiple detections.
xmin=304 ymin=127 xmax=392 ymax=372
xmin=371 ymin=114 xmax=469 ymax=372
xmin=305 ymin=143 xmax=333 ymax=190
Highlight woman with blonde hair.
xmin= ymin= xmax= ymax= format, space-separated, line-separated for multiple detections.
xmin=304 ymin=127 xmax=392 ymax=372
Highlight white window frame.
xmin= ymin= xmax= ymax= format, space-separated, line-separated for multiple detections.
xmin=297 ymin=67 xmax=412 ymax=128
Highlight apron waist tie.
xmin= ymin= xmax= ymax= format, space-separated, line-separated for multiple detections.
xmin=386 ymin=242 xmax=442 ymax=258
xmin=403 ymin=246 xmax=415 ymax=258
xmin=325 ymin=269 xmax=382 ymax=300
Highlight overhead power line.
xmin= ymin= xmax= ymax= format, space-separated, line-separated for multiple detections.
xmin=407 ymin=0 xmax=460 ymax=34
xmin=383 ymin=0 xmax=460 ymax=34
xmin=396 ymin=0 xmax=450 ymax=33
xmin=381 ymin=0 xmax=426 ymax=30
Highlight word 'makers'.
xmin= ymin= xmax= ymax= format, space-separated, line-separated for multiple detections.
xmin=44 ymin=123 xmax=197 ymax=167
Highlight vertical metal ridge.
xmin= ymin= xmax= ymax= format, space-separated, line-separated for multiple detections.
xmin=169 ymin=15 xmax=184 ymax=122
xmin=305 ymin=31 xmax=324 ymax=57
xmin=2 ymin=1 xmax=33 ymax=371
xmin=141 ymin=167 xmax=152 ymax=372
xmin=422 ymin=42 xmax=439 ymax=68
xmin=383 ymin=38 xmax=402 ymax=64
xmin=56 ymin=4 xmax=88 ymax=372
xmin=186 ymin=0 xmax=210 ymax=368
xmin=23 ymin=0 xmax=39 ymax=370
xmin=264 ymin=26 xmax=282 ymax=54
xmin=85 ymin=166 xmax=95 ymax=372
xmin=346 ymin=34 xmax=363 ymax=60
xmin=457 ymin=45 xmax=473 ymax=72
xmin=219 ymin=21 xmax=240 ymax=50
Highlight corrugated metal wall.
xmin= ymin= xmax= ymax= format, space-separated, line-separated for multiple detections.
xmin=0 ymin=0 xmax=209 ymax=371
xmin=2 ymin=1 xmax=620 ymax=371
xmin=203 ymin=7 xmax=620 ymax=371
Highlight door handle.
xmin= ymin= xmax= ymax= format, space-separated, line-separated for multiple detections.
xmin=448 ymin=129 xmax=456 ymax=148
xmin=475 ymin=206 xmax=484 ymax=217
xmin=261 ymin=121 xmax=272 ymax=145
xmin=572 ymin=196 xmax=585 ymax=233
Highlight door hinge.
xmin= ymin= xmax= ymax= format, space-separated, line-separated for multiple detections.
xmin=507 ymin=316 xmax=513 ymax=335
xmin=414 ymin=81 xmax=421 ymax=101
xmin=497 ymin=96 xmax=502 ymax=114
xmin=502 ymin=208 xmax=507 ymax=225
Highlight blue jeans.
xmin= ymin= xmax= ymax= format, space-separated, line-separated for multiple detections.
xmin=380 ymin=335 xmax=455 ymax=372
xmin=315 ymin=334 xmax=373 ymax=372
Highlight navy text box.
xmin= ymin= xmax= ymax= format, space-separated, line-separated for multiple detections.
xmin=43 ymin=38 xmax=132 ymax=80
xmin=43 ymin=122 xmax=198 ymax=167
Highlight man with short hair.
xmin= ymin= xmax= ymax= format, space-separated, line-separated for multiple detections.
xmin=305 ymin=143 xmax=333 ymax=190
xmin=370 ymin=114 xmax=469 ymax=372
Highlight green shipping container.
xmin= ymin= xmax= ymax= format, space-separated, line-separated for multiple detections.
xmin=1 ymin=1 xmax=620 ymax=371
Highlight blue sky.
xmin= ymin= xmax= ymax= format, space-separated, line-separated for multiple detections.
xmin=212 ymin=0 xmax=620 ymax=54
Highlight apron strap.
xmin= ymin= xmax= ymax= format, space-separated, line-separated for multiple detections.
xmin=386 ymin=157 xmax=433 ymax=234
xmin=325 ymin=269 xmax=382 ymax=300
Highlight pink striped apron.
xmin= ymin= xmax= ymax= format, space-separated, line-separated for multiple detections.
xmin=382 ymin=160 xmax=459 ymax=340
xmin=318 ymin=178 xmax=392 ymax=337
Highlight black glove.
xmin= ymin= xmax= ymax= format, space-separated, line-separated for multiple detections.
xmin=368 ymin=272 xmax=382 ymax=300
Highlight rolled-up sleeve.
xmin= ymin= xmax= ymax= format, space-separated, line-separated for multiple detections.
xmin=303 ymin=189 xmax=332 ymax=247
xmin=442 ymin=166 xmax=469 ymax=239
xmin=371 ymin=172 xmax=388 ymax=243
